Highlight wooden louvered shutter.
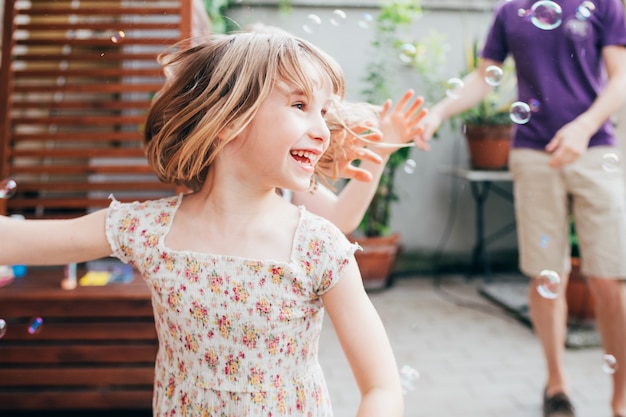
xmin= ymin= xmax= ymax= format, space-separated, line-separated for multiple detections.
xmin=0 ymin=0 xmax=193 ymax=218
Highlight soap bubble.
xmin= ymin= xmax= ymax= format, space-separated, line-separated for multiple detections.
xmin=358 ymin=13 xmax=374 ymax=29
xmin=28 ymin=317 xmax=43 ymax=335
xmin=484 ymin=65 xmax=503 ymax=86
xmin=0 ymin=319 xmax=6 ymax=339
xmin=576 ymin=1 xmax=595 ymax=20
xmin=519 ymin=1 xmax=563 ymax=30
xmin=602 ymin=152 xmax=620 ymax=172
xmin=536 ymin=270 xmax=561 ymax=299
xmin=445 ymin=78 xmax=464 ymax=99
xmin=510 ymin=101 xmax=532 ymax=124
xmin=302 ymin=14 xmax=322 ymax=34
xmin=602 ymin=354 xmax=618 ymax=374
xmin=528 ymin=98 xmax=541 ymax=112
xmin=399 ymin=364 xmax=420 ymax=395
xmin=110 ymin=30 xmax=125 ymax=44
xmin=399 ymin=43 xmax=417 ymax=63
xmin=403 ymin=159 xmax=417 ymax=174
xmin=0 ymin=178 xmax=17 ymax=199
xmin=330 ymin=9 xmax=347 ymax=27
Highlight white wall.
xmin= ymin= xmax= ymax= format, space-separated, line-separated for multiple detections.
xmin=228 ymin=1 xmax=518 ymax=256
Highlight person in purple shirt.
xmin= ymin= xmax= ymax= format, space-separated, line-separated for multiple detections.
xmin=416 ymin=1 xmax=626 ymax=416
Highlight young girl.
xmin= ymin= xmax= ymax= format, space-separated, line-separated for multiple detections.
xmin=0 ymin=32 xmax=403 ymax=417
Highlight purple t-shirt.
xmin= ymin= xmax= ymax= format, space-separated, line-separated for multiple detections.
xmin=481 ymin=0 xmax=626 ymax=149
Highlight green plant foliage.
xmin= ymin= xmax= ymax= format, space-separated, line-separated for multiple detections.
xmin=358 ymin=0 xmax=441 ymax=237
xmin=457 ymin=38 xmax=516 ymax=127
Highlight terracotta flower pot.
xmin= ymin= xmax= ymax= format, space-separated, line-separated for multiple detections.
xmin=566 ymin=257 xmax=595 ymax=323
xmin=349 ymin=233 xmax=400 ymax=291
xmin=464 ymin=124 xmax=513 ymax=170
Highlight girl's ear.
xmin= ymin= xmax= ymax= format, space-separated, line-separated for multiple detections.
xmin=217 ymin=123 xmax=236 ymax=141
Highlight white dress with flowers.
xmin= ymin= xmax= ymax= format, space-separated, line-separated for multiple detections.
xmin=105 ymin=194 xmax=359 ymax=417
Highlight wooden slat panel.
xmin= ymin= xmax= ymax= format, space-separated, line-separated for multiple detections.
xmin=0 ymin=344 xmax=158 ymax=364
xmin=0 ymin=367 xmax=155 ymax=386
xmin=10 ymin=148 xmax=145 ymax=158
xmin=13 ymin=84 xmax=163 ymax=93
xmin=12 ymin=132 xmax=145 ymax=141
xmin=14 ymin=182 xmax=172 ymax=192
xmin=15 ymin=68 xmax=163 ymax=78
xmin=23 ymin=7 xmax=180 ymax=16
xmin=10 ymin=165 xmax=155 ymax=175
xmin=0 ymin=300 xmax=155 ymax=318
xmin=0 ymin=389 xmax=153 ymax=411
xmin=13 ymin=52 xmax=160 ymax=61
xmin=0 ymin=320 xmax=157 ymax=342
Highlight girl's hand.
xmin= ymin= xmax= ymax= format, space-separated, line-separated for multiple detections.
xmin=333 ymin=125 xmax=384 ymax=182
xmin=374 ymin=89 xmax=427 ymax=157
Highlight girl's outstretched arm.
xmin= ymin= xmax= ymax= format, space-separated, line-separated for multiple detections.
xmin=322 ymin=257 xmax=404 ymax=417
xmin=0 ymin=209 xmax=112 ymax=266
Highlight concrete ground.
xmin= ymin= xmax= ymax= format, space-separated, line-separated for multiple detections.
xmin=320 ymin=275 xmax=614 ymax=417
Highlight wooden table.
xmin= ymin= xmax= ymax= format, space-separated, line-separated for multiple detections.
xmin=0 ymin=265 xmax=157 ymax=411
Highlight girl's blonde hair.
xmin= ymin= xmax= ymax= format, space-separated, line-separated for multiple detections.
xmin=144 ymin=32 xmax=345 ymax=191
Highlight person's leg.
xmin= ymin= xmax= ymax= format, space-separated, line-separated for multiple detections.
xmin=569 ymin=147 xmax=626 ymax=416
xmin=528 ymin=272 xmax=570 ymax=396
xmin=586 ymin=277 xmax=626 ymax=416
xmin=509 ymin=149 xmax=572 ymax=399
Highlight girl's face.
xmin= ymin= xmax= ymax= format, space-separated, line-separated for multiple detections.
xmin=227 ymin=70 xmax=333 ymax=193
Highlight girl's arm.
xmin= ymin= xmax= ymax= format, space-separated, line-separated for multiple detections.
xmin=292 ymin=89 xmax=426 ymax=234
xmin=0 ymin=209 xmax=112 ymax=266
xmin=322 ymin=257 xmax=404 ymax=417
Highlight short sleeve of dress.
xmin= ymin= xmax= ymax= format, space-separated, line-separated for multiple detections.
xmin=105 ymin=198 xmax=145 ymax=266
xmin=296 ymin=210 xmax=360 ymax=296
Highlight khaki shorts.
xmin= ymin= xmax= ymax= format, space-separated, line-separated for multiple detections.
xmin=509 ymin=147 xmax=626 ymax=279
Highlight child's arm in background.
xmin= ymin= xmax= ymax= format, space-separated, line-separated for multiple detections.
xmin=0 ymin=209 xmax=112 ymax=266
xmin=322 ymin=257 xmax=404 ymax=417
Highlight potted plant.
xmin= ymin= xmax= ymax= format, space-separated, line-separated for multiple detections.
xmin=456 ymin=39 xmax=516 ymax=170
xmin=351 ymin=0 xmax=428 ymax=290
xmin=566 ymin=219 xmax=595 ymax=323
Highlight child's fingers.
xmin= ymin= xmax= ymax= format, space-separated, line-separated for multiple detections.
xmin=393 ymin=89 xmax=414 ymax=112
xmin=406 ymin=95 xmax=425 ymax=115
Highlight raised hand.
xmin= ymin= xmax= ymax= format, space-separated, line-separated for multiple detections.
xmin=370 ymin=89 xmax=428 ymax=157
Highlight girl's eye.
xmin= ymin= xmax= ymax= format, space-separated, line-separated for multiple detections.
xmin=293 ymin=103 xmax=305 ymax=110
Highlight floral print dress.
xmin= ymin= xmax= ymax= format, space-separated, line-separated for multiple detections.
xmin=105 ymin=195 xmax=359 ymax=417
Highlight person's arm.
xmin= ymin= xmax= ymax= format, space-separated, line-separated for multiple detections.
xmin=415 ymin=58 xmax=501 ymax=149
xmin=322 ymin=257 xmax=403 ymax=417
xmin=292 ymin=89 xmax=425 ymax=233
xmin=546 ymin=45 xmax=626 ymax=167
xmin=0 ymin=210 xmax=112 ymax=266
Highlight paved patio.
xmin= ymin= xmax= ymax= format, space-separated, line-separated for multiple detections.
xmin=320 ymin=275 xmax=613 ymax=417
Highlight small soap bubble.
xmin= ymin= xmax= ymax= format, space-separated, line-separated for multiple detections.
xmin=539 ymin=234 xmax=550 ymax=249
xmin=576 ymin=1 xmax=595 ymax=20
xmin=529 ymin=1 xmax=563 ymax=30
xmin=399 ymin=43 xmax=417 ymax=63
xmin=27 ymin=317 xmax=43 ymax=335
xmin=528 ymin=98 xmax=541 ymax=112
xmin=358 ymin=13 xmax=374 ymax=29
xmin=484 ymin=65 xmax=503 ymax=86
xmin=330 ymin=9 xmax=347 ymax=27
xmin=0 ymin=319 xmax=6 ymax=339
xmin=0 ymin=178 xmax=17 ymax=199
xmin=399 ymin=364 xmax=420 ymax=395
xmin=602 ymin=354 xmax=618 ymax=374
xmin=602 ymin=152 xmax=620 ymax=172
xmin=302 ymin=14 xmax=322 ymax=34
xmin=565 ymin=17 xmax=591 ymax=41
xmin=403 ymin=159 xmax=417 ymax=174
xmin=110 ymin=30 xmax=125 ymax=44
xmin=445 ymin=77 xmax=464 ymax=99
xmin=510 ymin=101 xmax=532 ymax=124
xmin=536 ymin=270 xmax=561 ymax=299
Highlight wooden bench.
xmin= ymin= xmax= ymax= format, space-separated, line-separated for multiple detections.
xmin=0 ymin=266 xmax=157 ymax=411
